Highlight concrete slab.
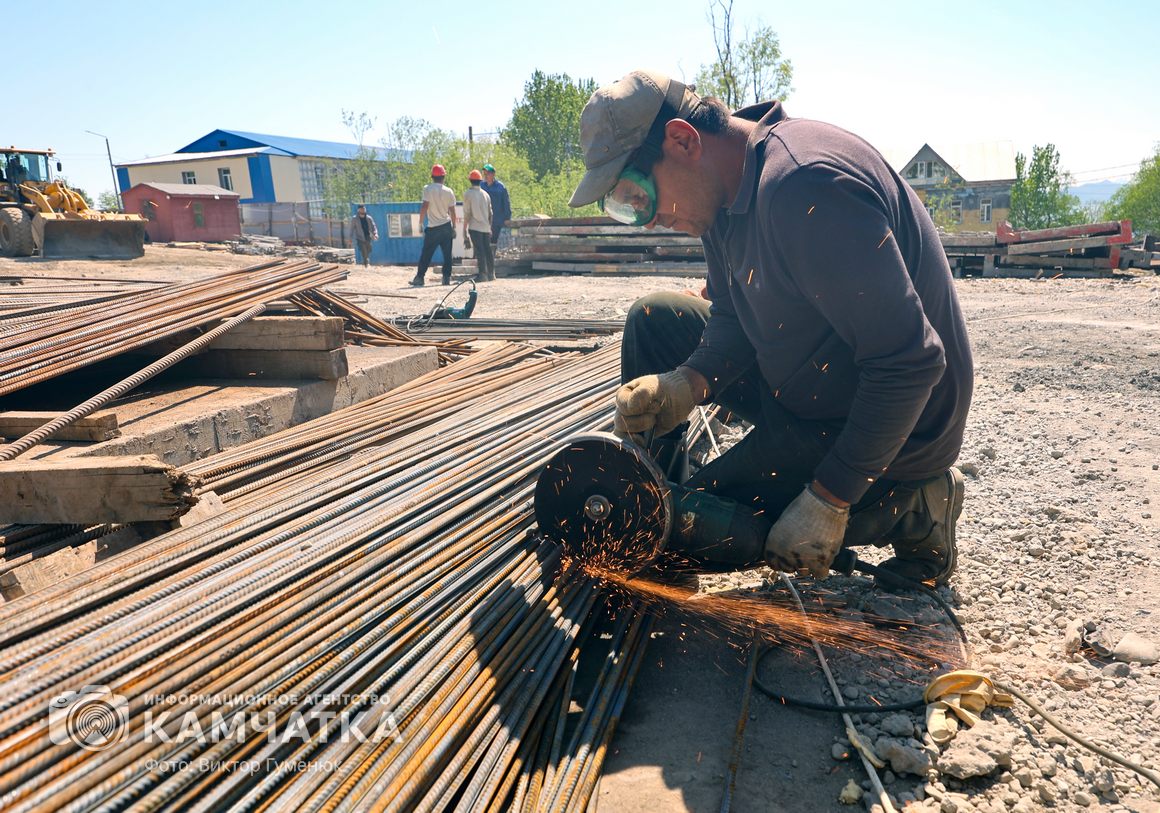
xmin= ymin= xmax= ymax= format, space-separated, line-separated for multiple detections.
xmin=30 ymin=345 xmax=437 ymax=466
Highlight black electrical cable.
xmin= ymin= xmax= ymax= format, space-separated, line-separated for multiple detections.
xmin=390 ymin=280 xmax=475 ymax=332
xmin=749 ymin=560 xmax=1160 ymax=791
xmin=752 ymin=560 xmax=965 ymax=713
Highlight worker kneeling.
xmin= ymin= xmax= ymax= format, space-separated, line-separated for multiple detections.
xmin=569 ymin=71 xmax=973 ymax=585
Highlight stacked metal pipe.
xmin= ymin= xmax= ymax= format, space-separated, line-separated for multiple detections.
xmin=0 ymin=342 xmax=650 ymax=811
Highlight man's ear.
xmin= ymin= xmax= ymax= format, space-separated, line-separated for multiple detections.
xmin=663 ymin=119 xmax=703 ymax=161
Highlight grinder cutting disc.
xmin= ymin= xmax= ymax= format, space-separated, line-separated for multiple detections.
xmin=534 ymin=432 xmax=673 ymax=571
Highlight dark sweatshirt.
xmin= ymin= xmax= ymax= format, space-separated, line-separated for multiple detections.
xmin=685 ymin=102 xmax=973 ymax=504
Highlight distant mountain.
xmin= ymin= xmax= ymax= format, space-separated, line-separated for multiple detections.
xmin=1068 ymin=180 xmax=1124 ymax=204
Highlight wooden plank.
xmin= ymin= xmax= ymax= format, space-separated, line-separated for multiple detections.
xmin=525 ymin=252 xmax=652 ymax=262
xmin=1117 ymin=248 xmax=1156 ymax=268
xmin=177 ymin=490 xmax=225 ymax=528
xmin=0 ymin=541 xmax=98 ymax=600
xmin=939 ymin=234 xmax=999 ymax=248
xmin=521 ymin=236 xmax=700 ymax=248
xmin=531 ymin=261 xmax=707 ymax=277
xmin=185 ymin=348 xmax=349 ymax=380
xmin=999 ymin=254 xmax=1104 ymax=269
xmin=513 ymin=224 xmax=685 ymax=236
xmin=0 ymin=455 xmax=200 ymax=525
xmin=1006 ymin=235 xmax=1122 ymax=255
xmin=651 ymin=246 xmax=705 ymax=257
xmin=508 ymin=216 xmax=617 ymax=227
xmin=0 ymin=411 xmax=119 ymax=442
xmin=207 ymin=316 xmax=345 ymax=351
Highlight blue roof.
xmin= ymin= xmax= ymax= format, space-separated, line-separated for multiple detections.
xmin=176 ymin=129 xmax=411 ymax=162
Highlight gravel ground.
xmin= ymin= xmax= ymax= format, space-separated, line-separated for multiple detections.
xmin=5 ymin=247 xmax=1158 ymax=811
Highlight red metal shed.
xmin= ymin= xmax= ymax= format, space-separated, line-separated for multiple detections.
xmin=121 ymin=182 xmax=241 ymax=243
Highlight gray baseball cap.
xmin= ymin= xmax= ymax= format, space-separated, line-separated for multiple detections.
xmin=569 ymin=70 xmax=703 ymax=208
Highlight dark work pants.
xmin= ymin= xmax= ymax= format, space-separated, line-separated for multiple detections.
xmin=356 ymin=238 xmax=372 ymax=266
xmin=469 ymin=229 xmax=493 ymax=279
xmin=490 ymin=226 xmax=504 ymax=263
xmin=622 ymin=291 xmax=926 ymax=549
xmin=416 ymin=222 xmax=454 ymax=282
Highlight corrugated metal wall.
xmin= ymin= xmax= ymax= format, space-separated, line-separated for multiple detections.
xmin=356 ymin=202 xmax=466 ymax=265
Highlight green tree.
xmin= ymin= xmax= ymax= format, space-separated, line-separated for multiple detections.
xmin=97 ymin=191 xmax=121 ymax=211
xmin=695 ymin=0 xmax=792 ymax=107
xmin=1104 ymin=145 xmax=1160 ymax=235
xmin=1008 ymin=144 xmax=1082 ymax=230
xmin=504 ymin=71 xmax=597 ymax=178
xmin=320 ymin=110 xmax=396 ymax=218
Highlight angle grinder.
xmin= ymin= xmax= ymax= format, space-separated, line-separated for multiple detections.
xmin=533 ymin=432 xmax=857 ymax=574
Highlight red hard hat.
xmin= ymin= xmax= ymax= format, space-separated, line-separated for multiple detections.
xmin=431 ymin=164 xmax=446 ymax=177
xmin=468 ymin=169 xmax=483 ymax=181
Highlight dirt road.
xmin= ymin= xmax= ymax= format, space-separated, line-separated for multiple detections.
xmin=4 ymin=247 xmax=1158 ymax=811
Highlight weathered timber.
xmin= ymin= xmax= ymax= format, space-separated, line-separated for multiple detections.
xmin=1005 ymin=235 xmax=1123 ymax=256
xmin=184 ymin=348 xmax=349 ymax=380
xmin=207 ymin=316 xmax=345 ymax=351
xmin=0 ymin=411 xmax=120 ymax=443
xmin=0 ymin=541 xmax=98 ymax=600
xmin=508 ymin=216 xmax=617 ymax=227
xmin=512 ymin=224 xmax=685 ymax=236
xmin=650 ymin=245 xmax=706 ymax=257
xmin=524 ymin=236 xmax=701 ymax=248
xmin=0 ymin=455 xmax=200 ymax=525
xmin=531 ymin=261 xmax=708 ymax=277
xmin=526 ymin=251 xmax=652 ymax=262
xmin=999 ymin=255 xmax=1105 ymax=270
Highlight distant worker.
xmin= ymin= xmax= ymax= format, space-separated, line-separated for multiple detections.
xmin=6 ymin=155 xmax=25 ymax=183
xmin=351 ymin=205 xmax=379 ymax=267
xmin=463 ymin=169 xmax=495 ymax=282
xmin=480 ymin=163 xmax=511 ymax=262
xmin=411 ymin=164 xmax=458 ymax=286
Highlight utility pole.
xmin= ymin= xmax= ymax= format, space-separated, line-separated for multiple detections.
xmin=468 ymin=126 xmax=474 ymax=164
xmin=85 ymin=130 xmax=121 ymax=210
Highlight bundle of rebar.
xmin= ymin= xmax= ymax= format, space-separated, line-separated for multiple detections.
xmin=288 ymin=288 xmax=470 ymax=365
xmin=397 ymin=317 xmax=624 ymax=343
xmin=0 ymin=341 xmax=651 ymax=811
xmin=0 ymin=259 xmax=346 ymax=397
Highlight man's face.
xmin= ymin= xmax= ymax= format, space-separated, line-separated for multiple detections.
xmin=357 ymin=207 xmax=366 ymax=215
xmin=484 ymin=171 xmax=496 ymax=183
xmin=644 ymin=125 xmax=717 ymax=237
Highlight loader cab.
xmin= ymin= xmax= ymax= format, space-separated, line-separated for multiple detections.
xmin=1 ymin=150 xmax=53 ymax=186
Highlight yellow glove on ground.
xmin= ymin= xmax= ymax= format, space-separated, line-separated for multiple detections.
xmin=613 ymin=370 xmax=696 ymax=439
xmin=923 ymin=670 xmax=1013 ymax=744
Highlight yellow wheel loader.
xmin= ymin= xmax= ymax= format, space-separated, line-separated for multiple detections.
xmin=0 ymin=147 xmax=145 ymax=259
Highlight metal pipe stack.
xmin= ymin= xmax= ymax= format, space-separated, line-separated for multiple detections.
xmin=0 ymin=341 xmax=651 ymax=811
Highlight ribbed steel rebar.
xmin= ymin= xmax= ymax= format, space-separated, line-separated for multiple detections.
xmin=0 ymin=304 xmax=266 ymax=461
xmin=0 ymin=340 xmax=652 ymax=812
xmin=0 ymin=259 xmax=345 ymax=397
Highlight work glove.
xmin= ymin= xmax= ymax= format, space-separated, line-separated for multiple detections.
xmin=613 ymin=370 xmax=696 ymax=440
xmin=764 ymin=486 xmax=850 ymax=579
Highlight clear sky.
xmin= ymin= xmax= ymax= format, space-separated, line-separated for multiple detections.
xmin=16 ymin=0 xmax=1158 ymax=201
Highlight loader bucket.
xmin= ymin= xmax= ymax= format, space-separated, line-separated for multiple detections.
xmin=33 ymin=213 xmax=146 ymax=260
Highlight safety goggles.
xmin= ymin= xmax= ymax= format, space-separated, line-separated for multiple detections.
xmin=598 ymin=166 xmax=657 ymax=227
